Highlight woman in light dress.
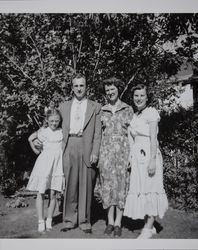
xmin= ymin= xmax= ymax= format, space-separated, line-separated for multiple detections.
xmin=27 ymin=109 xmax=65 ymax=233
xmin=124 ymin=84 xmax=168 ymax=239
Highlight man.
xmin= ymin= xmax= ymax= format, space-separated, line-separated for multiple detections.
xmin=59 ymin=73 xmax=101 ymax=234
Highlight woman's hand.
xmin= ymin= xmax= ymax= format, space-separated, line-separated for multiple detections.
xmin=127 ymin=153 xmax=132 ymax=172
xmin=148 ymin=158 xmax=156 ymax=177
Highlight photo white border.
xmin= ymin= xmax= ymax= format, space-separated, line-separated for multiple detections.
xmin=0 ymin=0 xmax=198 ymax=13
xmin=0 ymin=1 xmax=198 ymax=250
xmin=1 ymin=239 xmax=198 ymax=250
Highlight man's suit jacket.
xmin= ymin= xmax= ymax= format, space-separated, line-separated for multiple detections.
xmin=59 ymin=98 xmax=102 ymax=167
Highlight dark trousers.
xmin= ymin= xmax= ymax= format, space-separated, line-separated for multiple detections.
xmin=63 ymin=136 xmax=95 ymax=229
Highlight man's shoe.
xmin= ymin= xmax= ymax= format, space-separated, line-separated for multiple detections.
xmin=114 ymin=226 xmax=122 ymax=237
xmin=82 ymin=229 xmax=92 ymax=234
xmin=60 ymin=227 xmax=73 ymax=232
xmin=104 ymin=224 xmax=114 ymax=235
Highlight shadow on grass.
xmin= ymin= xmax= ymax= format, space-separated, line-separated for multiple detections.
xmin=91 ymin=198 xmax=163 ymax=234
xmin=91 ymin=197 xmax=107 ymax=225
xmin=122 ymin=217 xmax=144 ymax=231
xmin=14 ymin=235 xmax=37 ymax=238
xmin=53 ymin=213 xmax=63 ymax=226
xmin=122 ymin=217 xmax=163 ymax=233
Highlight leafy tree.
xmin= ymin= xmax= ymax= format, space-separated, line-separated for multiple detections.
xmin=0 ymin=13 xmax=197 ymax=209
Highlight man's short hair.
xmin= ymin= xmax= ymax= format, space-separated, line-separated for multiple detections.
xmin=72 ymin=73 xmax=86 ymax=83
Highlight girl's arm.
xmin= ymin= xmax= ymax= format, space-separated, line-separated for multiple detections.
xmin=28 ymin=132 xmax=41 ymax=155
xmin=148 ymin=121 xmax=158 ymax=176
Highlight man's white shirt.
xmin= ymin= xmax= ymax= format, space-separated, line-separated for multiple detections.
xmin=70 ymin=97 xmax=87 ymax=135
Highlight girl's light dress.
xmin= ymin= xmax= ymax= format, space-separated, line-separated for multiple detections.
xmin=124 ymin=107 xmax=168 ymax=219
xmin=27 ymin=127 xmax=65 ymax=193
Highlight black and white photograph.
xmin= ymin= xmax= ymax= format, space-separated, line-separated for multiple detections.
xmin=0 ymin=1 xmax=198 ymax=250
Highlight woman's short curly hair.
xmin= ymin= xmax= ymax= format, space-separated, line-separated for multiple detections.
xmin=103 ymin=77 xmax=125 ymax=96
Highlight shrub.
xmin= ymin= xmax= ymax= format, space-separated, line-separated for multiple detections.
xmin=0 ymin=160 xmax=18 ymax=196
xmin=159 ymin=107 xmax=198 ymax=211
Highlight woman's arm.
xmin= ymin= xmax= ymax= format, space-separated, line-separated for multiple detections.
xmin=148 ymin=121 xmax=158 ymax=176
xmin=28 ymin=132 xmax=41 ymax=155
xmin=127 ymin=126 xmax=134 ymax=168
xmin=128 ymin=126 xmax=134 ymax=153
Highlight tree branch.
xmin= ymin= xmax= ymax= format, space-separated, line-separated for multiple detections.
xmin=3 ymin=53 xmax=34 ymax=83
xmin=7 ymin=74 xmax=16 ymax=86
xmin=28 ymin=34 xmax=47 ymax=86
xmin=120 ymin=71 xmax=139 ymax=99
xmin=93 ymin=38 xmax=103 ymax=81
xmin=72 ymin=44 xmax=76 ymax=72
xmin=77 ymin=38 xmax=83 ymax=62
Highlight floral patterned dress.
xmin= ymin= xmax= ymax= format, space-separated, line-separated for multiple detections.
xmin=95 ymin=101 xmax=133 ymax=209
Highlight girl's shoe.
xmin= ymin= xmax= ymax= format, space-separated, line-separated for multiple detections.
xmin=46 ymin=218 xmax=52 ymax=231
xmin=38 ymin=220 xmax=46 ymax=233
xmin=137 ymin=228 xmax=153 ymax=239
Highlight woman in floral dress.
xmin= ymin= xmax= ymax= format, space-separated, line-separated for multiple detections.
xmin=96 ymin=77 xmax=133 ymax=237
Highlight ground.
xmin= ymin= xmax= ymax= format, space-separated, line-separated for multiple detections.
xmin=0 ymin=191 xmax=198 ymax=239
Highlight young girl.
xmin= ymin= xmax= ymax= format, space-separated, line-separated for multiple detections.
xmin=27 ymin=109 xmax=65 ymax=233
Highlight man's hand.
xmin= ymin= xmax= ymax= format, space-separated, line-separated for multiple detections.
xmin=90 ymin=154 xmax=98 ymax=167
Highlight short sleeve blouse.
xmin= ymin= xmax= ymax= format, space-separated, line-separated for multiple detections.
xmin=130 ymin=107 xmax=160 ymax=137
xmin=143 ymin=107 xmax=160 ymax=123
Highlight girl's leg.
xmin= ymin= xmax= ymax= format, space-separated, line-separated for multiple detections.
xmin=36 ymin=193 xmax=45 ymax=220
xmin=47 ymin=189 xmax=57 ymax=218
xmin=36 ymin=193 xmax=45 ymax=232
xmin=46 ymin=189 xmax=57 ymax=230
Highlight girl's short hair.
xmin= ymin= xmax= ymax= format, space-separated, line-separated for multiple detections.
xmin=103 ymin=77 xmax=124 ymax=96
xmin=45 ymin=108 xmax=62 ymax=124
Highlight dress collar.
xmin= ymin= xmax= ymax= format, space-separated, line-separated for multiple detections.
xmin=135 ymin=105 xmax=148 ymax=115
xmin=102 ymin=100 xmax=129 ymax=113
